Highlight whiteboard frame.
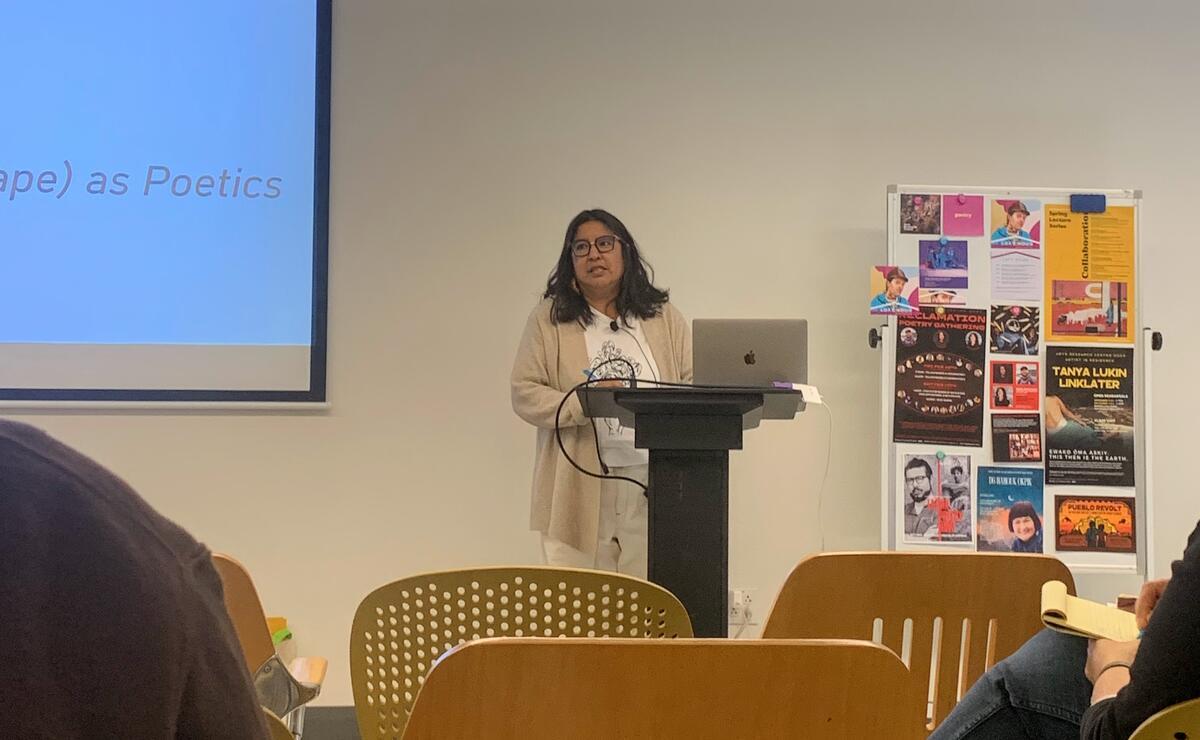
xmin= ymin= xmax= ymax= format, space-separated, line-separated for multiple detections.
xmin=880 ymin=185 xmax=1146 ymax=577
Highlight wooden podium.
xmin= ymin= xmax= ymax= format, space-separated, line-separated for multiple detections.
xmin=578 ymin=386 xmax=804 ymax=637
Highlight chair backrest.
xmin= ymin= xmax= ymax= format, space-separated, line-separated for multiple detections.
xmin=350 ymin=566 xmax=693 ymax=740
xmin=1129 ymin=696 xmax=1200 ymax=740
xmin=401 ymin=637 xmax=925 ymax=740
xmin=761 ymin=551 xmax=1074 ymax=731
xmin=212 ymin=553 xmax=277 ymax=673
xmin=212 ymin=553 xmax=319 ymax=719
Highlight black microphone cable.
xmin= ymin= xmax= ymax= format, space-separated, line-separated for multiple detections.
xmin=554 ymin=358 xmax=647 ymax=491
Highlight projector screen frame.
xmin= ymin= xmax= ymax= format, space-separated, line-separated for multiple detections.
xmin=0 ymin=0 xmax=332 ymax=405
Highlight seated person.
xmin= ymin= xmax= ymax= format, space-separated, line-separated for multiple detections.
xmin=931 ymin=519 xmax=1200 ymax=739
xmin=0 ymin=420 xmax=269 ymax=739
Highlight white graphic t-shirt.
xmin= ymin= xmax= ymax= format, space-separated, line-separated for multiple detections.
xmin=583 ymin=307 xmax=661 ymax=467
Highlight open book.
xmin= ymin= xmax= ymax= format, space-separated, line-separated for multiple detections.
xmin=1040 ymin=581 xmax=1140 ymax=641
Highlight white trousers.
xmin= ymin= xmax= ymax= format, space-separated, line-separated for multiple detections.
xmin=541 ymin=464 xmax=648 ymax=580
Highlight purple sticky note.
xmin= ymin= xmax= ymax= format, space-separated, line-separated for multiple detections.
xmin=942 ymin=195 xmax=984 ymax=236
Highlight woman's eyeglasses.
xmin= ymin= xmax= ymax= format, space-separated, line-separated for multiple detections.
xmin=571 ymin=235 xmax=620 ymax=258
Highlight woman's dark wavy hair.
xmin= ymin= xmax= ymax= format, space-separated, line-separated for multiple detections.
xmin=543 ymin=209 xmax=669 ymax=326
xmin=1008 ymin=501 xmax=1042 ymax=533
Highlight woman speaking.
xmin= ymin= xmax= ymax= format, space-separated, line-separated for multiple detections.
xmin=511 ymin=209 xmax=691 ymax=577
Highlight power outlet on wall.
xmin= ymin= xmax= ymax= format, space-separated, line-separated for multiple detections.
xmin=727 ymin=588 xmax=760 ymax=625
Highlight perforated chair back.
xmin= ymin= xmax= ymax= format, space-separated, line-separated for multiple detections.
xmin=1129 ymin=696 xmax=1200 ymax=740
xmin=402 ymin=638 xmax=926 ymax=739
xmin=349 ymin=567 xmax=693 ymax=740
xmin=761 ymin=551 xmax=1073 ymax=732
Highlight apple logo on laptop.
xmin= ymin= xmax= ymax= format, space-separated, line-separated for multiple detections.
xmin=744 ymin=350 xmax=756 ymax=365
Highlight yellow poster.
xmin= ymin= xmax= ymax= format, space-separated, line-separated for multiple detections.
xmin=1044 ymin=205 xmax=1135 ymax=343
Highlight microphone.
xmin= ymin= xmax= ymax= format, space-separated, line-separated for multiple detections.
xmin=610 ymin=319 xmax=620 ymax=332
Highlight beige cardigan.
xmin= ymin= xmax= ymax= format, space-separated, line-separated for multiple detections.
xmin=511 ymin=298 xmax=693 ymax=554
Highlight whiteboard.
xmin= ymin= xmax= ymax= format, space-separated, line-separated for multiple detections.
xmin=878 ymin=185 xmax=1149 ymax=582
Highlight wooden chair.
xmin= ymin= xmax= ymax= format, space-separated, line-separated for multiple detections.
xmin=761 ymin=551 xmax=1074 ymax=732
xmin=400 ymin=637 xmax=924 ymax=739
xmin=350 ymin=567 xmax=693 ymax=740
xmin=1129 ymin=696 xmax=1200 ymax=739
xmin=212 ymin=554 xmax=328 ymax=735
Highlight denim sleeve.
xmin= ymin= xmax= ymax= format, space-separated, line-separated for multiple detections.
xmin=1080 ymin=521 xmax=1200 ymax=739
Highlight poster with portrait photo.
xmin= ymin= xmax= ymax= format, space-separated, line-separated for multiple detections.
xmin=893 ymin=308 xmax=988 ymax=447
xmin=899 ymin=452 xmax=973 ymax=544
xmin=989 ymin=361 xmax=1039 ymax=411
xmin=990 ymin=198 xmax=1041 ymax=248
xmin=977 ymin=467 xmax=1044 ymax=553
xmin=989 ymin=305 xmax=1040 ymax=356
xmin=900 ymin=193 xmax=942 ymax=234
xmin=1054 ymin=496 xmax=1137 ymax=553
xmin=1046 ymin=347 xmax=1134 ymax=487
xmin=869 ymin=265 xmax=920 ymax=315
xmin=991 ymin=413 xmax=1043 ymax=463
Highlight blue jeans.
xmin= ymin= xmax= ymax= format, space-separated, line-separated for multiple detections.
xmin=930 ymin=629 xmax=1093 ymax=739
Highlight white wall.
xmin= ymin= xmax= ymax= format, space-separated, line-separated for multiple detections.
xmin=14 ymin=0 xmax=1200 ymax=705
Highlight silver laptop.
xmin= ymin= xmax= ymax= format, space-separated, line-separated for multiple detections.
xmin=693 ymin=319 xmax=808 ymax=387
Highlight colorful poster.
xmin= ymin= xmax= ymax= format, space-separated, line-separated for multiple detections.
xmin=990 ymin=198 xmax=1042 ymax=302
xmin=989 ymin=305 xmax=1040 ymax=356
xmin=990 ymin=198 xmax=1041 ymax=247
xmin=991 ymin=413 xmax=1043 ymax=463
xmin=977 ymin=467 xmax=1045 ymax=552
xmin=1054 ymin=496 xmax=1137 ymax=553
xmin=1046 ymin=347 xmax=1135 ymax=486
xmin=1044 ymin=205 xmax=1135 ymax=343
xmin=989 ymin=361 xmax=1038 ymax=411
xmin=900 ymin=193 xmax=942 ymax=234
xmin=893 ymin=308 xmax=987 ymax=446
xmin=919 ymin=240 xmax=969 ymax=289
xmin=900 ymin=452 xmax=973 ymax=544
xmin=942 ymin=194 xmax=985 ymax=236
xmin=870 ymin=265 xmax=919 ymax=315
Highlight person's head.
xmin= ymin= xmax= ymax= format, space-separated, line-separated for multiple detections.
xmin=904 ymin=458 xmax=932 ymax=501
xmin=1005 ymin=201 xmax=1030 ymax=231
xmin=1019 ymin=366 xmax=1031 ymax=378
xmin=995 ymin=387 xmax=1008 ymax=402
xmin=1008 ymin=501 xmax=1041 ymax=541
xmin=884 ymin=267 xmax=908 ymax=300
xmin=950 ymin=464 xmax=965 ymax=483
xmin=998 ymin=365 xmax=1009 ymax=377
xmin=544 ymin=209 xmax=669 ymax=325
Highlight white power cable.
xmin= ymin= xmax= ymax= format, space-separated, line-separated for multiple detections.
xmin=815 ymin=400 xmax=834 ymax=553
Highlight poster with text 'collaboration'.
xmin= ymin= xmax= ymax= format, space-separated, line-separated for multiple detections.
xmin=1045 ymin=205 xmax=1135 ymax=343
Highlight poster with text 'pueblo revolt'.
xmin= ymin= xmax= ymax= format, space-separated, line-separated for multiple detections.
xmin=894 ymin=308 xmax=987 ymax=447
xmin=1045 ymin=347 xmax=1134 ymax=487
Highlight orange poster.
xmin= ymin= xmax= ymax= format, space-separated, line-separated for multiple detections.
xmin=1044 ymin=205 xmax=1135 ymax=343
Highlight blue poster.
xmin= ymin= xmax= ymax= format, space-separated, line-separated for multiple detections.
xmin=976 ymin=467 xmax=1044 ymax=553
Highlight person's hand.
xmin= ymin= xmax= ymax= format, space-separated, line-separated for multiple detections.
xmin=1085 ymin=638 xmax=1139 ymax=684
xmin=1134 ymin=578 xmax=1170 ymax=630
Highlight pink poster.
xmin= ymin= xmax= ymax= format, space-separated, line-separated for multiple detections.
xmin=942 ymin=195 xmax=984 ymax=236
